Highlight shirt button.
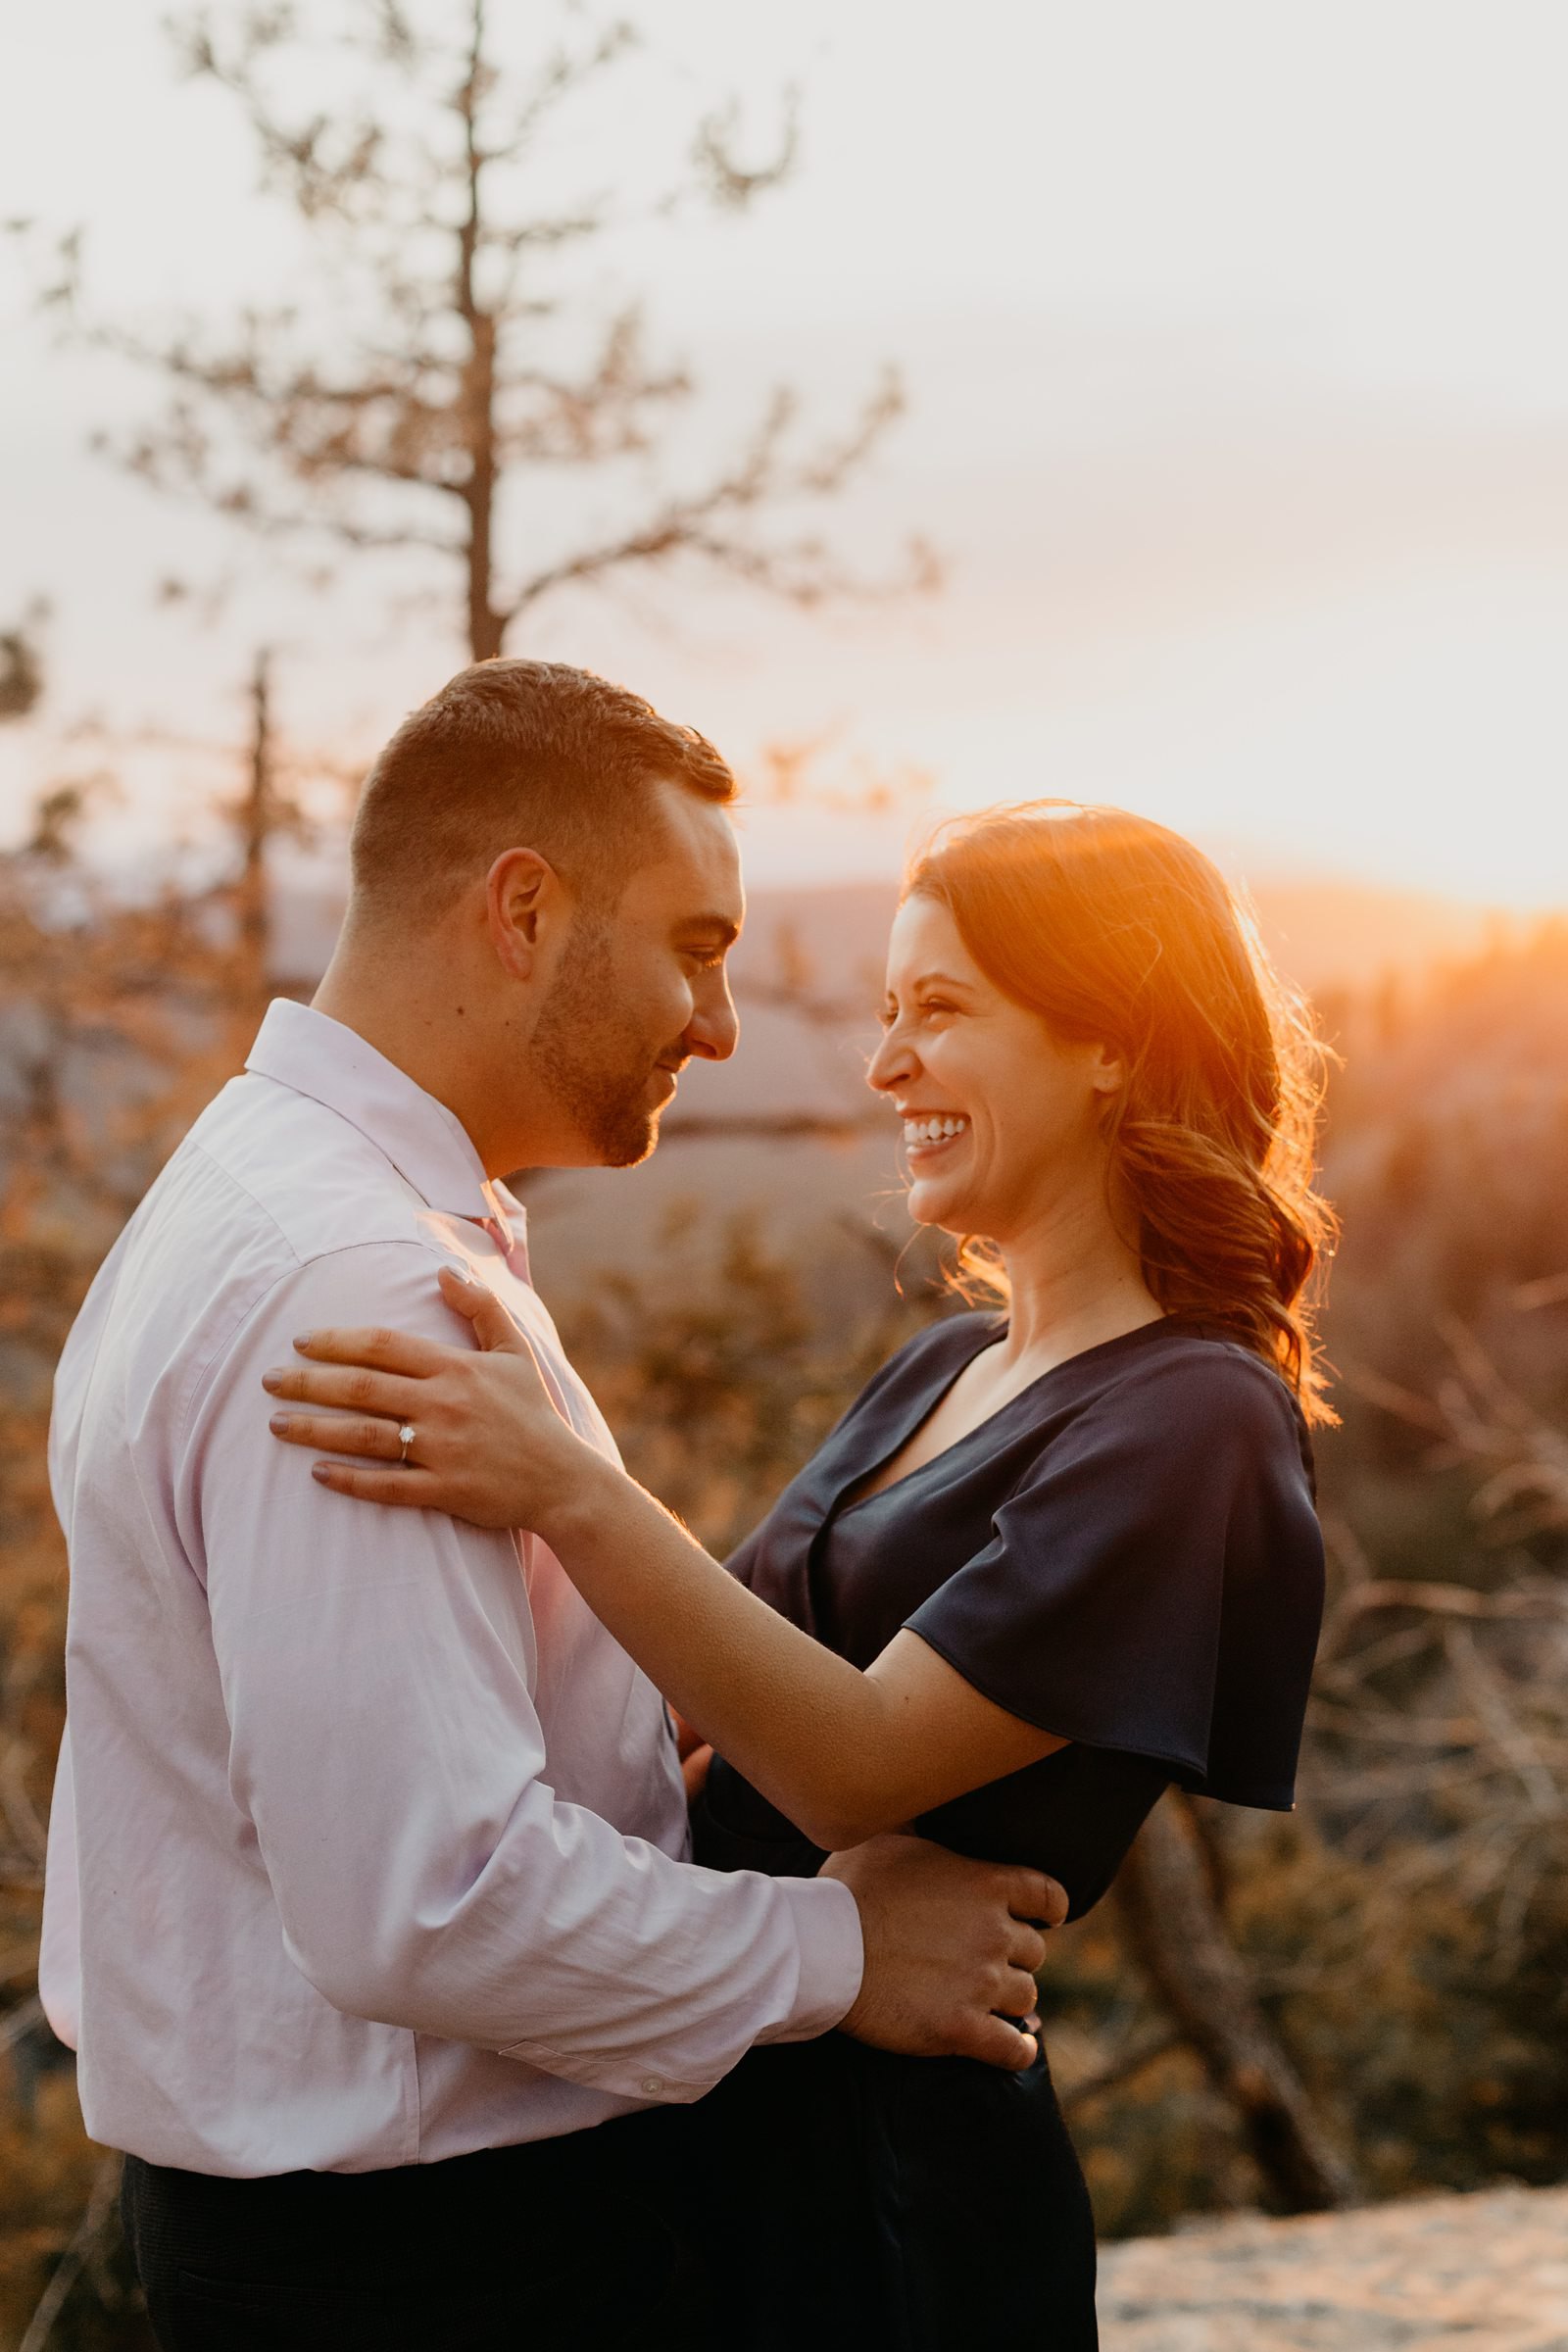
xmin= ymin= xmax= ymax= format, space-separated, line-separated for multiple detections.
xmin=640 ymin=2077 xmax=664 ymax=2097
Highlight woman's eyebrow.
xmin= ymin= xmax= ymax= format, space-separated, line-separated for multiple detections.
xmin=896 ymin=969 xmax=977 ymax=994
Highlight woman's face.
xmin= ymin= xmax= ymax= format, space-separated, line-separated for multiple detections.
xmin=867 ymin=894 xmax=1122 ymax=1246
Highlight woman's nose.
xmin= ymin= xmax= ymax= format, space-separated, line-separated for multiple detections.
xmin=866 ymin=1027 xmax=914 ymax=1093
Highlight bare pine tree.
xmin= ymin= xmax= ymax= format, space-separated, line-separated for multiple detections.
xmin=58 ymin=0 xmax=933 ymax=662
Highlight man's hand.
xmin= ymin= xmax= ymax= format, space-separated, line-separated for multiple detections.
xmin=823 ymin=1834 xmax=1067 ymax=2072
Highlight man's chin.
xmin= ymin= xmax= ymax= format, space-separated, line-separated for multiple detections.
xmin=603 ymin=1071 xmax=681 ymax=1167
xmin=598 ymin=1110 xmax=661 ymax=1170
xmin=567 ymin=1072 xmax=674 ymax=1169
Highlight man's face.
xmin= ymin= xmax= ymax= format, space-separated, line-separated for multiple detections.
xmin=527 ymin=780 xmax=744 ymax=1168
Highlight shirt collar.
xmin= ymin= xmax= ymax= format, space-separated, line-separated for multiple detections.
xmin=245 ymin=1000 xmax=521 ymax=1235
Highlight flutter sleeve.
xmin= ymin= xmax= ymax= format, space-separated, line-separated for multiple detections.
xmin=905 ymin=1343 xmax=1325 ymax=1809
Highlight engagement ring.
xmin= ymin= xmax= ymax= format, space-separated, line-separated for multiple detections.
xmin=398 ymin=1423 xmax=416 ymax=1465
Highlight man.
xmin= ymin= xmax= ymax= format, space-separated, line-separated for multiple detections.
xmin=42 ymin=661 xmax=1062 ymax=2349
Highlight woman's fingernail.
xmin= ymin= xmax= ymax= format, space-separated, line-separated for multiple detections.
xmin=312 ymin=1463 xmax=332 ymax=1483
xmin=293 ymin=1333 xmax=315 ymax=1351
xmin=270 ymin=1414 xmax=292 ymax=1435
xmin=261 ymin=1371 xmax=282 ymax=1394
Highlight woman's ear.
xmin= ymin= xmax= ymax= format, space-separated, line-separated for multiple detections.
xmin=1088 ymin=1041 xmax=1125 ymax=1098
xmin=485 ymin=848 xmax=561 ymax=982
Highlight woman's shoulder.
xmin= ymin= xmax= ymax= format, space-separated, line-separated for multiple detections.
xmin=1077 ymin=1321 xmax=1307 ymax=1434
xmin=1021 ymin=1321 xmax=1317 ymax=1504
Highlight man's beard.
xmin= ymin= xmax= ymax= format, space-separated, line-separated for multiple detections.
xmin=529 ymin=914 xmax=671 ymax=1168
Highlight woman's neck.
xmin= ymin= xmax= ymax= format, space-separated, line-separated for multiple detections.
xmin=988 ymin=1185 xmax=1162 ymax=1377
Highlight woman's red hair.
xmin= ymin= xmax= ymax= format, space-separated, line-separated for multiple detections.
xmin=906 ymin=801 xmax=1337 ymax=1424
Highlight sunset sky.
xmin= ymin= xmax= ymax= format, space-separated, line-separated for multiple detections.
xmin=3 ymin=1 xmax=1567 ymax=909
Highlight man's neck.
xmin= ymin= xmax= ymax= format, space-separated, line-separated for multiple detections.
xmin=312 ymin=939 xmax=517 ymax=1179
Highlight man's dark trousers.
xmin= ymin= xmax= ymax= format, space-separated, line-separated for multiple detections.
xmin=122 ymin=2102 xmax=722 ymax=2351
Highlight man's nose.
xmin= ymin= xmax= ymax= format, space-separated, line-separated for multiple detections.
xmin=686 ymin=974 xmax=740 ymax=1062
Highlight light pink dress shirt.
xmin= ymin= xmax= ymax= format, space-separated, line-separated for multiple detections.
xmin=40 ymin=1000 xmax=861 ymax=2177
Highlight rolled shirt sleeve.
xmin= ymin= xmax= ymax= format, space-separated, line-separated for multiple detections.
xmin=185 ymin=1239 xmax=861 ymax=2103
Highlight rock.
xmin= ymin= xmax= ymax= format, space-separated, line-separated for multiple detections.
xmin=1098 ymin=2184 xmax=1568 ymax=2350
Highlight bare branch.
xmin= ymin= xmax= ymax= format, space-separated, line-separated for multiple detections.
xmin=1 ymin=1995 xmax=44 ymax=2054
xmin=1346 ymin=1322 xmax=1568 ymax=1538
xmin=17 ymin=2149 xmax=122 ymax=2352
xmin=688 ymin=88 xmax=801 ymax=212
xmin=505 ymin=368 xmax=926 ymax=620
xmin=0 ymin=1740 xmax=49 ymax=1867
xmin=486 ymin=13 xmax=637 ymax=157
xmin=1057 ymin=2028 xmax=1184 ymax=2118
xmin=1330 ymin=1578 xmax=1563 ymax=1626
xmin=1306 ymin=1332 xmax=1568 ymax=1972
xmin=4 ymin=218 xmax=84 ymax=315
xmin=1443 ymin=1623 xmax=1562 ymax=1820
xmin=53 ymin=3 xmax=934 ymax=659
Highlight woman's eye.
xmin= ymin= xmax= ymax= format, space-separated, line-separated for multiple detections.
xmin=918 ymin=998 xmax=956 ymax=1018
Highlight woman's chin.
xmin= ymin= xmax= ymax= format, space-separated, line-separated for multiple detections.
xmin=905 ymin=1175 xmax=977 ymax=1234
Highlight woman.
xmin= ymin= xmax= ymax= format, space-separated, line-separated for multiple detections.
xmin=264 ymin=802 xmax=1332 ymax=2349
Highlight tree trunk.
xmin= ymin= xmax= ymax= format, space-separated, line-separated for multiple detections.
xmin=235 ymin=647 xmax=273 ymax=1015
xmin=1115 ymin=1790 xmax=1360 ymax=2212
xmin=462 ymin=310 xmax=502 ymax=660
xmin=458 ymin=0 xmax=505 ymax=664
xmin=465 ymin=392 xmax=503 ymax=662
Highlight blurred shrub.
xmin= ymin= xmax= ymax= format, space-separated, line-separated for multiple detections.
xmin=1045 ymin=1807 xmax=1568 ymax=2240
xmin=556 ymin=1201 xmax=946 ymax=1560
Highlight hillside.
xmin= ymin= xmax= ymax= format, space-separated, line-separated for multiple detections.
xmin=498 ymin=871 xmax=1511 ymax=1297
xmin=272 ymin=867 xmax=1499 ymax=1012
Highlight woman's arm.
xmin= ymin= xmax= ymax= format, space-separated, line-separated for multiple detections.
xmin=504 ymin=1456 xmax=1066 ymax=1852
xmin=264 ymin=1272 xmax=1065 ymax=1852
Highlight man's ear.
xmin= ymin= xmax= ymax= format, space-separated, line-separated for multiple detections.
xmin=484 ymin=848 xmax=564 ymax=981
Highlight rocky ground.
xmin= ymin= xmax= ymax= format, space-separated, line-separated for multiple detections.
xmin=1098 ymin=2184 xmax=1568 ymax=2351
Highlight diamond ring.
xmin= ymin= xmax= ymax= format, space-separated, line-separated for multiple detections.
xmin=398 ymin=1423 xmax=416 ymax=1465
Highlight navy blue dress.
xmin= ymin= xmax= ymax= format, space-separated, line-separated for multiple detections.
xmin=690 ymin=1312 xmax=1324 ymax=2351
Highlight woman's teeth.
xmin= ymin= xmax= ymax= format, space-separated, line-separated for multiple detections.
xmin=903 ymin=1115 xmax=969 ymax=1149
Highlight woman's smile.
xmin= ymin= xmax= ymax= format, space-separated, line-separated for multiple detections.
xmin=901 ymin=1109 xmax=971 ymax=1165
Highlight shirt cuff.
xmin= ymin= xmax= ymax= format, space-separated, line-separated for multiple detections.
xmin=754 ymin=1872 xmax=864 ymax=2046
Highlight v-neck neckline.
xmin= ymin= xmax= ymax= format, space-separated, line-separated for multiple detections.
xmin=832 ymin=1312 xmax=1191 ymax=1522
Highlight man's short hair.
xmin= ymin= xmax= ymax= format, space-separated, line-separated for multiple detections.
xmin=349 ymin=660 xmax=736 ymax=921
